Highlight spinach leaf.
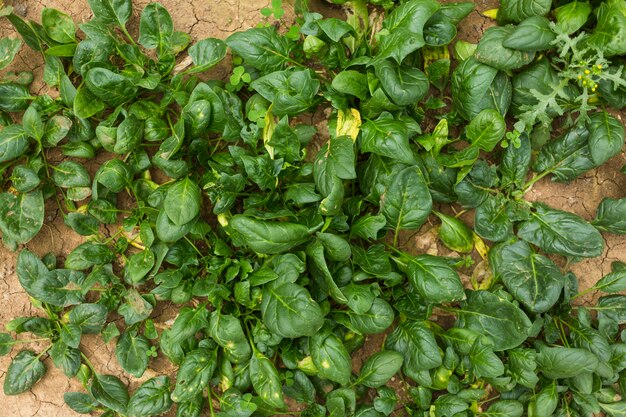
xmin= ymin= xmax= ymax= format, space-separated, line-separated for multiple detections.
xmin=517 ymin=203 xmax=604 ymax=258
xmin=458 ymin=290 xmax=532 ymax=351
xmin=490 ymin=240 xmax=564 ymax=313
xmin=408 ymin=255 xmax=465 ymax=304
xmin=261 ymin=283 xmax=324 ymax=338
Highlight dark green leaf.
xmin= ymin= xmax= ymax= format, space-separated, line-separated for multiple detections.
xmin=408 ymin=255 xmax=465 ymax=304
xmin=231 ymin=215 xmax=311 ymax=255
xmin=261 ymin=283 xmax=324 ymax=338
xmin=127 ymin=376 xmax=173 ymax=417
xmin=3 ymin=350 xmax=46 ymax=395
xmin=517 ymin=203 xmax=604 ymax=258
xmin=385 ymin=321 xmax=442 ymax=379
xmin=357 ymin=351 xmax=404 ymax=388
xmin=502 ymin=16 xmax=555 ymax=51
xmin=381 ymin=165 xmax=432 ymax=232
xmin=90 ymin=374 xmax=129 ymax=415
xmin=587 ymin=111 xmax=624 ymax=166
xmin=594 ymin=197 xmax=626 ymax=234
xmin=459 ymin=290 xmax=532 ymax=351
xmin=490 ymin=240 xmax=565 ymax=313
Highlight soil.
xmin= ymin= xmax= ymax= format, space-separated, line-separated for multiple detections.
xmin=0 ymin=0 xmax=624 ymax=416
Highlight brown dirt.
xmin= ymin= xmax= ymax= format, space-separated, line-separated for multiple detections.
xmin=0 ymin=1 xmax=625 ymax=416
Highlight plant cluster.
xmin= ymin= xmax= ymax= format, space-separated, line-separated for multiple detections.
xmin=0 ymin=0 xmax=625 ymax=416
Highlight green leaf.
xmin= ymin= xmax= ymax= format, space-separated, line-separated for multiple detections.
xmin=188 ymin=38 xmax=227 ymax=73
xmin=226 ymin=27 xmax=293 ymax=72
xmin=408 ymin=255 xmax=465 ymax=304
xmin=360 ymin=117 xmax=415 ymax=165
xmin=87 ymin=0 xmax=132 ymax=27
xmin=435 ymin=212 xmax=473 ymax=253
xmin=69 ymin=303 xmax=108 ymax=333
xmin=0 ymin=37 xmax=22 ymax=70
xmin=517 ymin=203 xmax=604 ymax=258
xmin=307 ymin=239 xmax=348 ymax=303
xmin=594 ymin=197 xmax=626 ymax=234
xmin=347 ymin=298 xmax=395 ymax=334
xmin=311 ymin=331 xmax=352 ymax=385
xmin=125 ymin=249 xmax=155 ymax=285
xmin=372 ymin=0 xmax=440 ymax=65
xmin=465 ymin=109 xmax=506 ymax=151
xmin=11 ymin=165 xmax=40 ymax=193
xmin=114 ymin=114 xmax=144 ymax=154
xmin=90 ymin=374 xmax=129 ymax=415
xmin=50 ymin=341 xmax=81 ymax=377
xmin=596 ymin=268 xmax=626 ymax=294
xmin=208 ymin=312 xmax=251 ymax=364
xmin=482 ymin=400 xmax=524 ymax=417
xmin=497 ymin=0 xmax=552 ymax=23
xmin=53 ymin=161 xmax=91 ymax=188
xmin=555 ymin=1 xmax=592 ymax=34
xmin=0 ymin=124 xmax=28 ymax=163
xmin=3 ymin=350 xmax=46 ymax=395
xmin=94 ymin=158 xmax=132 ymax=193
xmin=587 ymin=111 xmax=625 ymax=166
xmin=536 ymin=345 xmax=599 ymax=379
xmin=532 ymin=125 xmax=595 ymax=182
xmin=164 ymin=177 xmax=201 ymax=226
xmin=171 ymin=346 xmax=217 ymax=403
xmin=116 ymin=330 xmax=150 ymax=377
xmin=64 ymin=392 xmax=99 ymax=414
xmin=0 ymin=333 xmax=13 ymax=356
xmin=381 ymin=165 xmax=432 ymax=232
xmin=73 ymin=87 xmax=105 ymax=119
xmin=250 ymin=351 xmax=286 ymax=409
xmin=0 ymin=190 xmax=44 ymax=245
xmin=475 ymin=26 xmax=535 ymax=71
xmin=85 ymin=68 xmax=138 ymax=107
xmin=331 ymin=70 xmax=369 ymax=100
xmin=500 ymin=133 xmax=531 ymax=190
xmin=385 ymin=321 xmax=442 ymax=379
xmin=127 ymin=376 xmax=173 ymax=417
xmin=356 ymin=351 xmax=404 ymax=388
xmin=138 ymin=3 xmax=173 ymax=54
xmin=375 ymin=59 xmax=429 ymax=106
xmin=5 ymin=14 xmax=43 ymax=52
xmin=451 ymin=57 xmax=511 ymax=121
xmin=469 ymin=339 xmax=505 ymax=378
xmin=42 ymin=8 xmax=76 ymax=43
xmin=261 ymin=283 xmax=324 ymax=338
xmin=459 ymin=290 xmax=532 ymax=351
xmin=231 ymin=215 xmax=311 ymax=255
xmin=250 ymin=69 xmax=320 ymax=116
xmin=502 ymin=16 xmax=555 ymax=51
xmin=351 ymin=214 xmax=387 ymax=240
xmin=490 ymin=240 xmax=565 ymax=313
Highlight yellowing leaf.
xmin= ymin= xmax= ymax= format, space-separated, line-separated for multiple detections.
xmin=263 ymin=105 xmax=276 ymax=158
xmin=473 ymin=233 xmax=489 ymax=260
xmin=336 ymin=108 xmax=361 ymax=142
xmin=481 ymin=8 xmax=498 ymax=19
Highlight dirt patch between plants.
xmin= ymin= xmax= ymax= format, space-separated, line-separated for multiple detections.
xmin=0 ymin=1 xmax=625 ymax=416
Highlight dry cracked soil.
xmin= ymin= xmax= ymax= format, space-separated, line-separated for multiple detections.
xmin=0 ymin=0 xmax=624 ymax=416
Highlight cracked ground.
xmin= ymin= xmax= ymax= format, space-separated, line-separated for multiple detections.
xmin=0 ymin=0 xmax=625 ymax=416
